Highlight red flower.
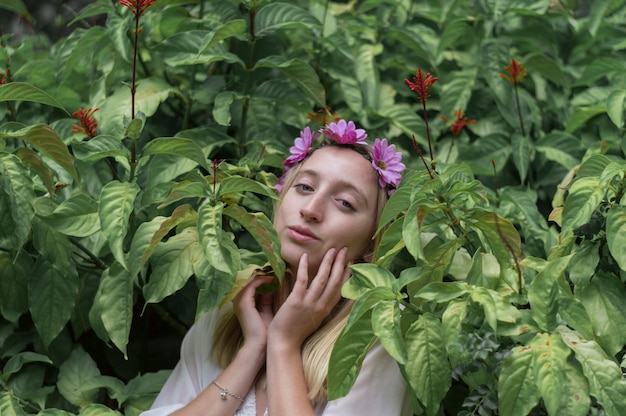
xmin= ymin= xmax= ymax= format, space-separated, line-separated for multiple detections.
xmin=72 ymin=107 xmax=99 ymax=138
xmin=0 ymin=67 xmax=10 ymax=85
xmin=441 ymin=109 xmax=476 ymax=136
xmin=500 ymin=59 xmax=527 ymax=85
xmin=120 ymin=0 xmax=157 ymax=16
xmin=307 ymin=106 xmax=341 ymax=126
xmin=404 ymin=68 xmax=438 ymax=104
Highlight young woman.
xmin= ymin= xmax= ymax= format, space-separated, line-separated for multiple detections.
xmin=141 ymin=120 xmax=412 ymax=416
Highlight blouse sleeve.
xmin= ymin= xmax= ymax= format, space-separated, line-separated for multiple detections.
xmin=140 ymin=309 xmax=223 ymax=416
xmin=320 ymin=341 xmax=413 ymax=416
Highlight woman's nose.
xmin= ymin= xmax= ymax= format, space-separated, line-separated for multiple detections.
xmin=300 ymin=197 xmax=323 ymax=222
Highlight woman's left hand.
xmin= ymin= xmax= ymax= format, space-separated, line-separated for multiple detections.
xmin=268 ymin=247 xmax=350 ymax=348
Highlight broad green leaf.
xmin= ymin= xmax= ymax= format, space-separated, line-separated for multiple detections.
xmin=327 ymin=305 xmax=376 ymax=400
xmin=156 ymin=30 xmax=243 ymax=67
xmin=576 ymin=154 xmax=610 ymax=178
xmin=0 ymin=252 xmax=31 ymax=321
xmin=199 ymin=19 xmax=246 ymax=53
xmin=415 ymin=281 xmax=470 ymax=303
xmin=558 ymin=360 xmax=591 ymax=416
xmin=99 ymin=181 xmax=140 ymax=269
xmin=355 ymin=43 xmax=381 ymax=110
xmin=57 ymin=347 xmax=101 ymax=407
xmin=511 ymin=132 xmax=532 ymax=183
xmin=605 ymin=205 xmax=626 ymax=271
xmin=0 ymin=83 xmax=68 ymax=113
xmin=143 ymin=228 xmax=200 ymax=304
xmin=254 ymin=57 xmax=325 ymax=107
xmin=535 ymin=131 xmax=583 ymax=170
xmin=574 ymin=58 xmax=626 ymax=87
xmin=98 ymin=263 xmax=134 ymax=357
xmin=345 ymin=263 xmax=398 ymax=297
xmin=480 ymin=39 xmax=512 ymax=106
xmin=404 ymin=313 xmax=450 ymax=416
xmin=16 ymin=147 xmax=55 ymax=195
xmin=525 ymin=53 xmax=567 ymax=86
xmin=28 ymin=258 xmax=78 ymax=348
xmin=606 ymin=89 xmax=626 ymax=129
xmin=127 ymin=216 xmax=167 ymax=278
xmin=530 ymin=333 xmax=570 ymax=415
xmin=577 ymin=275 xmax=626 ymax=356
xmin=195 ymin=262 xmax=237 ymax=318
xmin=254 ymin=2 xmax=320 ymax=38
xmin=565 ymin=105 xmax=606 ymax=133
xmin=0 ymin=124 xmax=77 ymax=179
xmin=157 ymin=179 xmax=208 ymax=209
xmin=437 ymin=17 xmax=471 ymax=58
xmin=441 ymin=298 xmax=468 ymax=348
xmin=374 ymin=217 xmax=405 ymax=268
xmin=498 ymin=344 xmax=540 ymax=416
xmin=72 ymin=135 xmax=130 ymax=171
xmin=67 ymin=0 xmax=115 ymax=26
xmin=469 ymin=286 xmax=520 ymax=330
xmin=223 ymin=204 xmax=284 ymax=279
xmin=374 ymin=183 xmax=410 ymax=236
xmin=372 ymin=301 xmax=406 ymax=364
xmin=32 ymin=217 xmax=73 ymax=271
xmin=559 ymin=326 xmax=626 ymax=416
xmin=197 ymin=202 xmax=240 ymax=275
xmin=561 ymin=176 xmax=607 ymax=235
xmin=528 ymin=255 xmax=570 ymax=332
xmin=213 ymin=91 xmax=236 ymax=126
xmin=0 ymin=391 xmax=27 ymax=416
xmin=0 ymin=153 xmax=35 ymax=251
xmin=78 ymin=404 xmax=122 ymax=416
xmin=440 ymin=70 xmax=477 ymax=121
xmin=466 ymin=251 xmax=500 ymax=289
xmin=218 ymin=176 xmax=278 ymax=200
xmin=38 ymin=193 xmax=100 ymax=237
xmin=567 ymin=240 xmax=599 ymax=286
xmin=2 ymin=352 xmax=51 ymax=381
xmin=588 ymin=0 xmax=614 ymax=37
xmin=140 ymin=137 xmax=209 ymax=171
xmin=402 ymin=199 xmax=425 ymax=261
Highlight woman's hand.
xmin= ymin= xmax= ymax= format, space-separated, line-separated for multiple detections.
xmin=268 ymin=247 xmax=351 ymax=349
xmin=233 ymin=275 xmax=275 ymax=354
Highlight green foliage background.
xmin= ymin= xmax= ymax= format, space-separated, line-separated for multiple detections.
xmin=1 ymin=0 xmax=626 ymax=415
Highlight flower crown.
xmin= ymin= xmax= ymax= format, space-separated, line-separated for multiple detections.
xmin=277 ymin=119 xmax=405 ymax=195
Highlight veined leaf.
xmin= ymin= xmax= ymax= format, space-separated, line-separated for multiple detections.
xmin=2 ymin=351 xmax=52 ymax=380
xmin=16 ymin=147 xmax=55 ymax=195
xmin=511 ymin=132 xmax=532 ymax=183
xmin=372 ymin=301 xmax=406 ymax=364
xmin=535 ymin=131 xmax=583 ymax=170
xmin=440 ymin=69 xmax=477 ymax=120
xmin=558 ymin=360 xmax=591 ymax=416
xmin=140 ymin=137 xmax=209 ymax=171
xmin=158 ymin=179 xmax=208 ymax=209
xmin=0 ymin=153 xmax=35 ymax=251
xmin=530 ymin=333 xmax=570 ymax=415
xmin=0 ymin=124 xmax=77 ymax=179
xmin=565 ymin=105 xmax=606 ymax=133
xmin=98 ymin=262 xmax=134 ymax=358
xmin=99 ymin=181 xmax=140 ymax=270
xmin=57 ymin=347 xmax=101 ymax=407
xmin=0 ymin=82 xmax=68 ymax=113
xmin=195 ymin=261 xmax=237 ymax=318
xmin=213 ymin=91 xmax=236 ymax=126
xmin=38 ymin=193 xmax=100 ymax=237
xmin=254 ymin=57 xmax=325 ymax=107
xmin=404 ymin=313 xmax=450 ymax=416
xmin=223 ymin=204 xmax=284 ymax=279
xmin=347 ymin=263 xmax=397 ymax=293
xmin=72 ymin=135 xmax=130 ymax=171
xmin=254 ymin=2 xmax=320 ymax=38
xmin=605 ymin=205 xmax=626 ymax=271
xmin=127 ymin=216 xmax=167 ymax=279
xmin=561 ymin=176 xmax=607 ymax=235
xmin=0 ymin=391 xmax=28 ymax=416
xmin=415 ymin=281 xmax=470 ymax=303
xmin=528 ymin=255 xmax=571 ymax=332
xmin=0 ymin=252 xmax=32 ymax=322
xmin=606 ymin=89 xmax=626 ymax=129
xmin=199 ymin=19 xmax=246 ymax=53
xmin=197 ymin=202 xmax=240 ymax=276
xmin=143 ymin=228 xmax=200 ymax=304
xmin=498 ymin=344 xmax=540 ymax=416
xmin=441 ymin=298 xmax=468 ymax=349
xmin=218 ymin=175 xmax=278 ymax=200
xmin=559 ymin=326 xmax=626 ymax=416
xmin=77 ymin=403 xmax=122 ymax=416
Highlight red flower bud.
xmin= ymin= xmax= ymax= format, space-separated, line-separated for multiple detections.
xmin=499 ymin=58 xmax=527 ymax=85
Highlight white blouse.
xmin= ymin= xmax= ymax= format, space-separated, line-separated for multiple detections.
xmin=141 ymin=307 xmax=412 ymax=416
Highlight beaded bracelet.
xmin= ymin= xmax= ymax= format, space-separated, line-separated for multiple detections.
xmin=211 ymin=380 xmax=245 ymax=402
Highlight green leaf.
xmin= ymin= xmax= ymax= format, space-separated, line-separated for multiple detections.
xmin=565 ymin=105 xmax=606 ymax=133
xmin=78 ymin=404 xmax=122 ymax=416
xmin=199 ymin=19 xmax=246 ymax=53
xmin=0 ymin=391 xmax=27 ymax=416
xmin=2 ymin=352 xmax=52 ymax=381
xmin=28 ymin=258 xmax=78 ymax=348
xmin=16 ymin=147 xmax=55 ymax=195
xmin=0 ymin=82 xmax=68 ymax=113
xmin=195 ymin=263 xmax=236 ymax=317
xmin=530 ymin=333 xmax=570 ymax=416
xmin=588 ymin=0 xmax=613 ymax=37
xmin=140 ymin=137 xmax=209 ymax=171
xmin=577 ymin=275 xmax=626 ymax=356
xmin=223 ymin=204 xmax=285 ymax=279
xmin=254 ymin=57 xmax=325 ymax=107
xmin=559 ymin=326 xmax=626 ymax=416
xmin=415 ymin=281 xmax=470 ymax=303
xmin=402 ymin=199 xmax=426 ymax=261
xmin=143 ymin=228 xmax=200 ymax=304
xmin=127 ymin=216 xmax=167 ymax=278
xmin=605 ymin=205 xmax=626 ymax=271
xmin=344 ymin=263 xmax=398 ymax=298
xmin=440 ymin=70 xmax=477 ymax=121
xmin=528 ymin=255 xmax=570 ymax=332
xmin=38 ymin=193 xmax=100 ymax=237
xmin=99 ymin=181 xmax=140 ymax=270
xmin=558 ymin=360 xmax=591 ymax=416
xmin=98 ymin=262 xmax=134 ymax=358
xmin=72 ymin=135 xmax=130 ymax=170
xmin=498 ymin=344 xmax=541 ymax=416
xmin=254 ymin=2 xmax=320 ymax=38
xmin=561 ymin=176 xmax=607 ymax=235
xmin=535 ymin=131 xmax=583 ymax=170
xmin=404 ymin=313 xmax=450 ymax=416
xmin=372 ymin=301 xmax=406 ymax=364
xmin=218 ymin=176 xmax=278 ymax=200
xmin=57 ymin=347 xmax=101 ymax=407
xmin=0 ymin=252 xmax=31 ymax=322
xmin=213 ymin=91 xmax=236 ymax=126
xmin=158 ymin=179 xmax=208 ymax=209
xmin=437 ymin=17 xmax=471 ymax=58
xmin=511 ymin=132 xmax=532 ymax=183
xmin=524 ymin=53 xmax=567 ymax=87
xmin=197 ymin=202 xmax=241 ymax=275
xmin=0 ymin=153 xmax=35 ymax=251
xmin=0 ymin=124 xmax=77 ymax=179
xmin=606 ymin=89 xmax=626 ymax=129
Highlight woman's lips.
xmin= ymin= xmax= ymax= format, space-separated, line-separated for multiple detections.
xmin=287 ymin=226 xmax=320 ymax=242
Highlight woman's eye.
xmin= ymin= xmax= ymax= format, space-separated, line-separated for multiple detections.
xmin=295 ymin=183 xmax=314 ymax=192
xmin=339 ymin=199 xmax=355 ymax=210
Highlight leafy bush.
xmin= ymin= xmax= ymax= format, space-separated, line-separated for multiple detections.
xmin=1 ymin=0 xmax=626 ymax=415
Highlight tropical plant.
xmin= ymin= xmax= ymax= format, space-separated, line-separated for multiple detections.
xmin=1 ymin=0 xmax=626 ymax=415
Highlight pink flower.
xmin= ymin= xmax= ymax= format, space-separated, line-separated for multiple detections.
xmin=275 ymin=174 xmax=286 ymax=193
xmin=283 ymin=126 xmax=318 ymax=169
xmin=371 ymin=138 xmax=405 ymax=190
xmin=320 ymin=119 xmax=367 ymax=145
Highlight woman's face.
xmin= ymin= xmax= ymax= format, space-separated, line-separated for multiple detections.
xmin=274 ymin=146 xmax=380 ymax=274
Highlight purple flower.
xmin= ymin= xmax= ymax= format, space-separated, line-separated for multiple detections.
xmin=371 ymin=138 xmax=405 ymax=189
xmin=275 ymin=174 xmax=286 ymax=192
xmin=283 ymin=126 xmax=318 ymax=169
xmin=320 ymin=119 xmax=367 ymax=145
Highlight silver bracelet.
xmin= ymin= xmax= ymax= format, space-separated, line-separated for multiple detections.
xmin=211 ymin=380 xmax=245 ymax=402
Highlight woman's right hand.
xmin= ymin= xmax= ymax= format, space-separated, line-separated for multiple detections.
xmin=233 ymin=276 xmax=275 ymax=354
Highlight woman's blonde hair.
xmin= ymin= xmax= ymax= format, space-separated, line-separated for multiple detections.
xmin=212 ymin=143 xmax=390 ymax=405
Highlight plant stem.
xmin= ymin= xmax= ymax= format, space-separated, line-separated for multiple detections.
xmin=70 ymin=237 xmax=108 ymax=270
xmin=239 ymin=6 xmax=257 ymax=158
xmin=513 ymin=83 xmax=525 ymax=136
